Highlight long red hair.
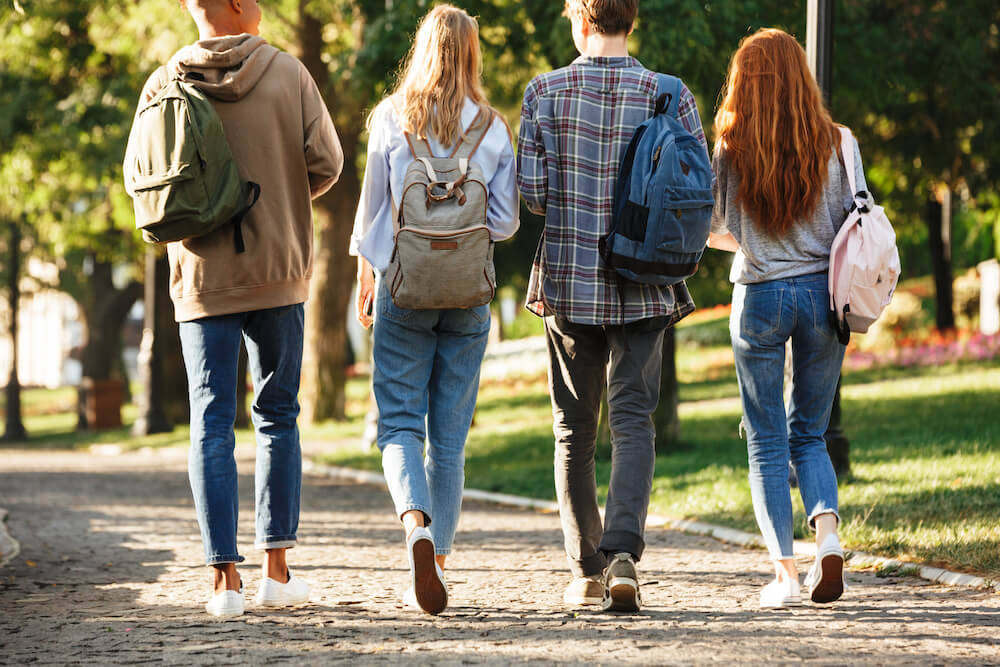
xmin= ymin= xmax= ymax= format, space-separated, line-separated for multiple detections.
xmin=714 ymin=28 xmax=840 ymax=237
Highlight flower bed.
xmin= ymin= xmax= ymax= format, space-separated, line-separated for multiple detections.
xmin=845 ymin=330 xmax=1000 ymax=371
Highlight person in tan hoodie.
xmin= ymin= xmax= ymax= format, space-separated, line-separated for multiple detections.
xmin=135 ymin=0 xmax=343 ymax=617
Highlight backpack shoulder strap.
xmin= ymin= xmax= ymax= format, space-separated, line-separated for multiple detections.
xmin=387 ymin=94 xmax=434 ymax=159
xmin=837 ymin=126 xmax=858 ymax=194
xmin=450 ymin=109 xmax=493 ymax=159
xmin=403 ymin=132 xmax=434 ymax=159
xmin=653 ymin=73 xmax=683 ymax=117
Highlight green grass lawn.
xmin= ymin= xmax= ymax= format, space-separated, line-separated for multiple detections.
xmin=321 ymin=356 xmax=1000 ymax=579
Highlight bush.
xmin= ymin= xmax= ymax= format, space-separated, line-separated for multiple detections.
xmin=859 ymin=290 xmax=929 ymax=351
xmin=953 ymin=267 xmax=981 ymax=330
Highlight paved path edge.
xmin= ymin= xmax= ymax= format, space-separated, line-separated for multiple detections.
xmin=0 ymin=507 xmax=21 ymax=568
xmin=303 ymin=460 xmax=1000 ymax=594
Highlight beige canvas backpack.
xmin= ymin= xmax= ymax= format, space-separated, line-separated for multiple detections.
xmin=386 ymin=109 xmax=496 ymax=310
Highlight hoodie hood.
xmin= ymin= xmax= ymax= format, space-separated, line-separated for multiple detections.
xmin=168 ymin=34 xmax=279 ymax=102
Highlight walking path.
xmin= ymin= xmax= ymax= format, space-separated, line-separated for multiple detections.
xmin=1 ymin=445 xmax=998 ymax=665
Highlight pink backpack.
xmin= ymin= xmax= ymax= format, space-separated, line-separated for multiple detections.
xmin=828 ymin=127 xmax=901 ymax=343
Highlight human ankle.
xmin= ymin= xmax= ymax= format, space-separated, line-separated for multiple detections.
xmin=775 ymin=559 xmax=798 ymax=582
xmin=814 ymin=513 xmax=839 ymax=546
xmin=263 ymin=549 xmax=289 ymax=583
xmin=401 ymin=510 xmax=426 ymax=538
xmin=212 ymin=564 xmax=240 ymax=593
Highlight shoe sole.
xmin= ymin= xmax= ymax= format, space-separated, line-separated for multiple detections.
xmin=255 ymin=594 xmax=309 ymax=607
xmin=411 ymin=537 xmax=447 ymax=615
xmin=810 ymin=554 xmax=844 ymax=604
xmin=760 ymin=597 xmax=803 ymax=610
xmin=205 ymin=604 xmax=244 ymax=617
xmin=564 ymin=596 xmax=603 ymax=606
xmin=602 ymin=577 xmax=641 ymax=612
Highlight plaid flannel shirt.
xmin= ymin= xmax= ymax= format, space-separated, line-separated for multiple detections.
xmin=517 ymin=56 xmax=707 ymax=325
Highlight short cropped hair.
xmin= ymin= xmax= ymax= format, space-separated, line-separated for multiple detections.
xmin=563 ymin=0 xmax=638 ymax=36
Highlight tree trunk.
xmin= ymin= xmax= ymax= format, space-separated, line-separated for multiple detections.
xmin=928 ymin=191 xmax=955 ymax=331
xmin=3 ymin=220 xmax=27 ymax=442
xmin=824 ymin=377 xmax=851 ymax=478
xmin=132 ymin=247 xmax=172 ymax=435
xmin=296 ymin=3 xmax=367 ymax=423
xmin=158 ymin=259 xmax=190 ymax=427
xmin=235 ymin=343 xmax=249 ymax=430
xmin=653 ymin=327 xmax=679 ymax=453
xmin=76 ymin=253 xmax=143 ymax=430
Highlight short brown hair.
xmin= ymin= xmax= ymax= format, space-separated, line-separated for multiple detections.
xmin=563 ymin=0 xmax=638 ymax=36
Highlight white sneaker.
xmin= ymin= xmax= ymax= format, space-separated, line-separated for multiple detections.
xmin=759 ymin=575 xmax=802 ymax=609
xmin=402 ymin=587 xmax=420 ymax=610
xmin=407 ymin=526 xmax=448 ymax=615
xmin=255 ymin=570 xmax=310 ymax=607
xmin=804 ymin=534 xmax=847 ymax=604
xmin=206 ymin=586 xmax=245 ymax=617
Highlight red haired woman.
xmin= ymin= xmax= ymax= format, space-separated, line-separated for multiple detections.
xmin=708 ymin=28 xmax=866 ymax=608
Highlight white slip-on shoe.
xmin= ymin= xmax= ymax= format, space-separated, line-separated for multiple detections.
xmin=759 ymin=575 xmax=802 ymax=609
xmin=206 ymin=585 xmax=245 ymax=617
xmin=804 ymin=534 xmax=847 ymax=604
xmin=407 ymin=526 xmax=448 ymax=615
xmin=255 ymin=570 xmax=310 ymax=607
xmin=402 ymin=587 xmax=420 ymax=610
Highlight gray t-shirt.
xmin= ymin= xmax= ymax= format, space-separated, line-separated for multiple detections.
xmin=710 ymin=133 xmax=867 ymax=284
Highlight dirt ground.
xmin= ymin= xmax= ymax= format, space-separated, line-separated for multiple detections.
xmin=1 ymin=445 xmax=998 ymax=665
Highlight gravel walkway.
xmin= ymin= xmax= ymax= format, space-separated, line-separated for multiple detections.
xmin=1 ymin=446 xmax=998 ymax=665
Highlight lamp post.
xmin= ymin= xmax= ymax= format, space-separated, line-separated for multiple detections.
xmin=807 ymin=0 xmax=850 ymax=477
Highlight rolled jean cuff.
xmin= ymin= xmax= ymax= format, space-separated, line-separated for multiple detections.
xmin=571 ymin=551 xmax=608 ymax=579
xmin=435 ymin=546 xmax=451 ymax=556
xmin=807 ymin=509 xmax=840 ymax=530
xmin=599 ymin=530 xmax=646 ymax=563
xmin=206 ymin=554 xmax=245 ymax=565
xmin=397 ymin=504 xmax=432 ymax=527
xmin=255 ymin=537 xmax=297 ymax=550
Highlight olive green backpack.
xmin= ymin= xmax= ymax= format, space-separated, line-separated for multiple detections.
xmin=124 ymin=74 xmax=259 ymax=252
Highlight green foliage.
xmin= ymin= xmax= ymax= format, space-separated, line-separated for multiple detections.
xmin=831 ymin=1 xmax=1000 ymax=278
xmin=320 ymin=358 xmax=1000 ymax=578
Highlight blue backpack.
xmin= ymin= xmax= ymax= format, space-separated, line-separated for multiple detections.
xmin=600 ymin=74 xmax=713 ymax=286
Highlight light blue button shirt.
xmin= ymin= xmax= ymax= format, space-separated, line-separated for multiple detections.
xmin=351 ymin=97 xmax=520 ymax=273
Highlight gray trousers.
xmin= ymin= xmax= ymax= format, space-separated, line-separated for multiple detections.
xmin=544 ymin=315 xmax=667 ymax=578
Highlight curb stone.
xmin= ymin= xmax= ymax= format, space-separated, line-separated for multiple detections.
xmin=304 ymin=460 xmax=1000 ymax=595
xmin=0 ymin=508 xmax=21 ymax=568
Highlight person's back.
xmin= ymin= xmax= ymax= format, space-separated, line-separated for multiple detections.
xmin=518 ymin=41 xmax=706 ymax=324
xmin=132 ymin=0 xmax=343 ymax=618
xmin=706 ymin=28 xmax=853 ymax=610
xmin=516 ymin=0 xmax=708 ymax=614
xmin=351 ymin=4 xmax=518 ymax=617
xmin=140 ymin=33 xmax=343 ymax=320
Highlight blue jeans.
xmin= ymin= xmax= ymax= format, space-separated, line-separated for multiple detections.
xmin=179 ymin=303 xmax=304 ymax=565
xmin=730 ymin=273 xmax=844 ymax=560
xmin=373 ymin=281 xmax=490 ymax=555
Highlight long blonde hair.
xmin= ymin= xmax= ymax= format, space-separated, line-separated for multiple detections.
xmin=387 ymin=5 xmax=492 ymax=147
xmin=713 ymin=28 xmax=840 ymax=237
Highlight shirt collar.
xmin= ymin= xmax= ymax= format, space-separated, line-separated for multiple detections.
xmin=571 ymin=55 xmax=642 ymax=69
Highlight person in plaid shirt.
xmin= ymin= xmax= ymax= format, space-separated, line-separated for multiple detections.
xmin=517 ymin=0 xmax=708 ymax=612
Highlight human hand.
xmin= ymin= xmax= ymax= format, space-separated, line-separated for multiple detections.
xmin=356 ymin=258 xmax=375 ymax=329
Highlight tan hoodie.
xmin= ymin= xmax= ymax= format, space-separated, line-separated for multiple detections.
xmin=139 ymin=34 xmax=344 ymax=322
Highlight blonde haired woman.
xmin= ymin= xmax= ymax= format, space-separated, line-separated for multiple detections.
xmin=350 ymin=5 xmax=518 ymax=615
xmin=708 ymin=29 xmax=865 ymax=608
